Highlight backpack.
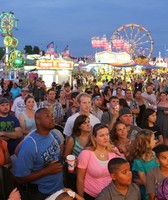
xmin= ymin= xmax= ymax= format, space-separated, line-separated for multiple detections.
xmin=157 ymin=177 xmax=168 ymax=200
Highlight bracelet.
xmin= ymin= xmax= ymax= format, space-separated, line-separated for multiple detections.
xmin=67 ymin=191 xmax=76 ymax=199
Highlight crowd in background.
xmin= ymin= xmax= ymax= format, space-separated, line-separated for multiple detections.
xmin=1 ymin=73 xmax=168 ymax=200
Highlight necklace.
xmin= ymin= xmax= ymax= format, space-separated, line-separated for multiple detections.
xmin=100 ymin=152 xmax=105 ymax=158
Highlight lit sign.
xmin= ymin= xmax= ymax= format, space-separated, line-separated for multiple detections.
xmin=36 ymin=60 xmax=73 ymax=70
xmin=95 ymin=52 xmax=134 ymax=66
xmin=57 ymin=62 xmax=72 ymax=68
xmin=39 ymin=62 xmax=53 ymax=68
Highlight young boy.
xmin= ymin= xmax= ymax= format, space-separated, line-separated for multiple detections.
xmin=146 ymin=144 xmax=168 ymax=200
xmin=95 ymin=158 xmax=141 ymax=200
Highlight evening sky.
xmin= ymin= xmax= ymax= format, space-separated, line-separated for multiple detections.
xmin=0 ymin=0 xmax=168 ymax=58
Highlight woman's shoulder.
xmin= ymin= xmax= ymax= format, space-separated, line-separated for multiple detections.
xmin=157 ymin=103 xmax=168 ymax=109
xmin=19 ymin=111 xmax=27 ymax=119
xmin=77 ymin=149 xmax=94 ymax=162
xmin=82 ymin=148 xmax=94 ymax=153
xmin=67 ymin=136 xmax=75 ymax=144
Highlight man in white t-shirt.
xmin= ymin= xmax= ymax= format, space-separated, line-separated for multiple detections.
xmin=11 ymin=87 xmax=37 ymax=119
xmin=63 ymin=93 xmax=100 ymax=138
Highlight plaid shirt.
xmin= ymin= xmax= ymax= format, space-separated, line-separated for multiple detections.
xmin=39 ymin=100 xmax=65 ymax=124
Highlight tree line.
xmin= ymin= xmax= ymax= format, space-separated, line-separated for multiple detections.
xmin=0 ymin=45 xmax=45 ymax=60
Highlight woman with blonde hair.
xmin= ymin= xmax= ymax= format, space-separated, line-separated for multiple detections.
xmin=77 ymin=123 xmax=121 ymax=200
xmin=18 ymin=94 xmax=36 ymax=136
xmin=131 ymin=129 xmax=159 ymax=199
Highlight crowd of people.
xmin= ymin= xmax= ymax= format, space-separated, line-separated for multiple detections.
xmin=1 ymin=74 xmax=168 ymax=200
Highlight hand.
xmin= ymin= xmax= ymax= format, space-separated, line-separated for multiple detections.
xmin=8 ymin=188 xmax=21 ymax=200
xmin=63 ymin=188 xmax=85 ymax=200
xmin=113 ymin=110 xmax=119 ymax=118
xmin=44 ymin=160 xmax=63 ymax=175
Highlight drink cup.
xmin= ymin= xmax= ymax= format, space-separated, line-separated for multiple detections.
xmin=115 ymin=105 xmax=119 ymax=112
xmin=66 ymin=155 xmax=75 ymax=173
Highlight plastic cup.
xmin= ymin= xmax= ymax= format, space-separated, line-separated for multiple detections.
xmin=66 ymin=155 xmax=75 ymax=173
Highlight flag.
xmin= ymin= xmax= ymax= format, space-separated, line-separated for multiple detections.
xmin=47 ymin=41 xmax=54 ymax=49
xmin=54 ymin=45 xmax=58 ymax=58
xmin=46 ymin=42 xmax=55 ymax=55
xmin=62 ymin=45 xmax=70 ymax=57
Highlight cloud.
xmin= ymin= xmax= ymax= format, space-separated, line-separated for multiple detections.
xmin=0 ymin=0 xmax=168 ymax=57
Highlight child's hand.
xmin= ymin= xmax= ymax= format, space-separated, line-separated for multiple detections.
xmin=8 ymin=188 xmax=21 ymax=200
xmin=63 ymin=188 xmax=85 ymax=200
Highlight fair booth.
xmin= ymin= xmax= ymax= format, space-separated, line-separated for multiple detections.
xmin=24 ymin=59 xmax=73 ymax=87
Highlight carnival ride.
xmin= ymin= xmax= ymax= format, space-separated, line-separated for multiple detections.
xmin=0 ymin=11 xmax=24 ymax=70
xmin=111 ymin=24 xmax=154 ymax=59
xmin=0 ymin=12 xmax=18 ymax=35
xmin=90 ymin=23 xmax=156 ymax=79
xmin=91 ymin=23 xmax=154 ymax=61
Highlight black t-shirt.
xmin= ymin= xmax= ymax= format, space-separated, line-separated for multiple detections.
xmin=146 ymin=125 xmax=161 ymax=140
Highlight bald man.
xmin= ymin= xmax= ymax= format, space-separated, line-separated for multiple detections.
xmin=15 ymin=108 xmax=64 ymax=200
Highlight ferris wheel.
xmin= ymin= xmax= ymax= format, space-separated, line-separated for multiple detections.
xmin=111 ymin=24 xmax=154 ymax=59
xmin=9 ymin=50 xmax=21 ymax=65
xmin=0 ymin=12 xmax=18 ymax=35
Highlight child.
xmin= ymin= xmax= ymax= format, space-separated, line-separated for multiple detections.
xmin=45 ymin=188 xmax=85 ymax=200
xmin=130 ymin=129 xmax=160 ymax=200
xmin=95 ymin=157 xmax=141 ymax=200
xmin=146 ymin=144 xmax=168 ymax=200
xmin=141 ymin=108 xmax=163 ymax=146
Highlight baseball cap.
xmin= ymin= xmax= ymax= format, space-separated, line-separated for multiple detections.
xmin=119 ymin=107 xmax=132 ymax=117
xmin=22 ymin=87 xmax=29 ymax=92
xmin=0 ymin=98 xmax=9 ymax=105
xmin=36 ymin=78 xmax=42 ymax=82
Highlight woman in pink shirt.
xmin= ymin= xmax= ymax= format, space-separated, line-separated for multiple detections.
xmin=77 ymin=123 xmax=121 ymax=200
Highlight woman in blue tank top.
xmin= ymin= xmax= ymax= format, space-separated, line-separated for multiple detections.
xmin=18 ymin=94 xmax=36 ymax=136
xmin=64 ymin=115 xmax=91 ymax=158
xmin=64 ymin=115 xmax=91 ymax=191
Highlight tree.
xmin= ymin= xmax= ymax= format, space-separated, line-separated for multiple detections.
xmin=24 ymin=45 xmax=41 ymax=54
xmin=33 ymin=46 xmax=40 ymax=54
xmin=24 ymin=45 xmax=33 ymax=54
